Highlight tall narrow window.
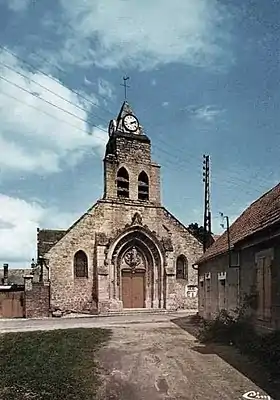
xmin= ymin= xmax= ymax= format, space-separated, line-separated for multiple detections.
xmin=138 ymin=171 xmax=149 ymax=200
xmin=74 ymin=250 xmax=88 ymax=278
xmin=176 ymin=255 xmax=187 ymax=279
xmin=117 ymin=167 xmax=129 ymax=198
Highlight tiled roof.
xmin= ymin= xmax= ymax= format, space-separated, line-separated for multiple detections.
xmin=197 ymin=182 xmax=280 ymax=264
xmin=37 ymin=229 xmax=66 ymax=257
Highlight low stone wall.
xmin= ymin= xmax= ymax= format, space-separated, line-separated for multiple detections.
xmin=24 ymin=283 xmax=50 ymax=318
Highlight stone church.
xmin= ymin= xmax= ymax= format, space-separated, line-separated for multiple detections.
xmin=37 ymin=101 xmax=203 ymax=314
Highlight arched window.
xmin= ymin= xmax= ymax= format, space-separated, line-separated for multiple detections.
xmin=176 ymin=255 xmax=187 ymax=280
xmin=138 ymin=171 xmax=149 ymax=200
xmin=74 ymin=250 xmax=88 ymax=278
xmin=117 ymin=167 xmax=129 ymax=198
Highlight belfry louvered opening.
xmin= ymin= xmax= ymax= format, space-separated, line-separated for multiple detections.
xmin=117 ymin=167 xmax=129 ymax=198
xmin=138 ymin=171 xmax=149 ymax=200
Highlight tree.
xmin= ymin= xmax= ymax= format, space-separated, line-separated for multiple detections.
xmin=188 ymin=223 xmax=214 ymax=247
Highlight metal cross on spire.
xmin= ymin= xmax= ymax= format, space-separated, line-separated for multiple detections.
xmin=121 ymin=76 xmax=130 ymax=100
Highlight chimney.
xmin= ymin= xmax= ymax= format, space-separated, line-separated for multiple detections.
xmin=3 ymin=263 xmax=8 ymax=285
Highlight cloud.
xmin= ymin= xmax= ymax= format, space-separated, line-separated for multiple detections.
xmin=4 ymin=0 xmax=31 ymax=12
xmin=0 ymin=194 xmax=79 ymax=267
xmin=162 ymin=102 xmax=169 ymax=107
xmin=0 ymin=48 xmax=108 ymax=175
xmin=98 ymin=78 xmax=114 ymax=100
xmin=185 ymin=105 xmax=224 ymax=122
xmin=84 ymin=76 xmax=93 ymax=86
xmin=57 ymin=0 xmax=232 ymax=70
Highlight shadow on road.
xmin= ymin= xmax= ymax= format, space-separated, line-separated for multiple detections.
xmin=171 ymin=315 xmax=280 ymax=400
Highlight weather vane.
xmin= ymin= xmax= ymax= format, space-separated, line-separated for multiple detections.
xmin=121 ymin=76 xmax=130 ymax=100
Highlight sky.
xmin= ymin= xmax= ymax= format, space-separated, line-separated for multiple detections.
xmin=0 ymin=0 xmax=279 ymax=268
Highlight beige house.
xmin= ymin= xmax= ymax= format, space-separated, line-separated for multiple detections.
xmin=37 ymin=101 xmax=202 ymax=314
xmin=196 ymin=183 xmax=280 ymax=331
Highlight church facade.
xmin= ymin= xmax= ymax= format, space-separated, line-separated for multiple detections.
xmin=37 ymin=101 xmax=203 ymax=314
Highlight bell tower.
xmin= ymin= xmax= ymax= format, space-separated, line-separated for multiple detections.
xmin=103 ymin=101 xmax=161 ymax=205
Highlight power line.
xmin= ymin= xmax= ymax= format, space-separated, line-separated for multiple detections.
xmin=0 ymin=74 xmax=109 ymax=132
xmin=23 ymin=20 xmax=118 ymax=109
xmin=0 ymin=45 xmax=114 ymax=117
xmin=1 ymin=45 xmax=269 ymax=185
xmin=0 ymin=59 xmax=109 ymax=125
xmin=0 ymin=88 xmax=105 ymax=139
xmin=0 ymin=67 xmax=277 ymax=198
xmin=0 ymin=83 xmax=199 ymax=171
xmin=0 ymin=83 xmax=274 ymax=206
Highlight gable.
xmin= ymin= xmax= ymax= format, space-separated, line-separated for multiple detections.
xmin=38 ymin=202 xmax=99 ymax=257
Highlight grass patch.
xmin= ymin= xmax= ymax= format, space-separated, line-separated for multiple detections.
xmin=0 ymin=328 xmax=111 ymax=400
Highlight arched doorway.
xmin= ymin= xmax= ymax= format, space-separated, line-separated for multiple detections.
xmin=121 ymin=246 xmax=146 ymax=308
xmin=110 ymin=228 xmax=165 ymax=309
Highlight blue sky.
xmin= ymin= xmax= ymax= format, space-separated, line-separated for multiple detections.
xmin=0 ymin=0 xmax=279 ymax=267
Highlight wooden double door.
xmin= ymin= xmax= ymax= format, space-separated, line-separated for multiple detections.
xmin=122 ymin=270 xmax=145 ymax=308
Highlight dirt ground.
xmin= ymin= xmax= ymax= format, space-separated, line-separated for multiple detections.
xmin=95 ymin=320 xmax=274 ymax=400
xmin=0 ymin=313 xmax=275 ymax=399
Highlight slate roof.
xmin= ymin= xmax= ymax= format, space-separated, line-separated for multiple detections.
xmin=37 ymin=229 xmax=66 ymax=257
xmin=197 ymin=182 xmax=280 ymax=264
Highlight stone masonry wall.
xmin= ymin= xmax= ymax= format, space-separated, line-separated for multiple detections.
xmin=25 ymin=283 xmax=50 ymax=318
xmin=46 ymin=199 xmax=202 ymax=313
xmin=104 ymin=158 xmax=161 ymax=204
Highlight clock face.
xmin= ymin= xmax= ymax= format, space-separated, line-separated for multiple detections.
xmin=108 ymin=119 xmax=116 ymax=136
xmin=123 ymin=114 xmax=139 ymax=132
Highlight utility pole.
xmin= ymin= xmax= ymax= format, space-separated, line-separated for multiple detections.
xmin=220 ymin=213 xmax=231 ymax=269
xmin=202 ymin=154 xmax=212 ymax=252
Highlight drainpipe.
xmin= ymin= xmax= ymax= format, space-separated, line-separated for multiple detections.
xmin=3 ymin=263 xmax=8 ymax=285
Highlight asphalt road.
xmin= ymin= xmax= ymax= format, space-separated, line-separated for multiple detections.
xmin=0 ymin=313 xmax=275 ymax=399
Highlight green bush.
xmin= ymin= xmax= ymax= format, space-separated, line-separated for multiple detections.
xmin=198 ymin=310 xmax=236 ymax=344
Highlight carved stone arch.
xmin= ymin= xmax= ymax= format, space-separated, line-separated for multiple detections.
xmin=115 ymin=235 xmax=157 ymax=286
xmin=108 ymin=227 xmax=166 ymax=308
xmin=108 ymin=225 xmax=165 ymax=266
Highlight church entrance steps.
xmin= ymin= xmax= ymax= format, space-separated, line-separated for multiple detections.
xmin=60 ymin=309 xmax=198 ymax=318
xmin=98 ymin=308 xmax=197 ymax=317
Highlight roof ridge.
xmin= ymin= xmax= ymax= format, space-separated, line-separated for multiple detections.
xmin=196 ymin=181 xmax=280 ymax=264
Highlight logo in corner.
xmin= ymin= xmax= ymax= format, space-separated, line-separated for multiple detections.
xmin=242 ymin=391 xmax=272 ymax=400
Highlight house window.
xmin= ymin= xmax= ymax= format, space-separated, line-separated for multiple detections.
xmin=176 ymin=255 xmax=187 ymax=279
xmin=256 ymin=251 xmax=272 ymax=320
xmin=74 ymin=250 xmax=88 ymax=278
xmin=117 ymin=167 xmax=129 ymax=198
xmin=138 ymin=171 xmax=149 ymax=200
